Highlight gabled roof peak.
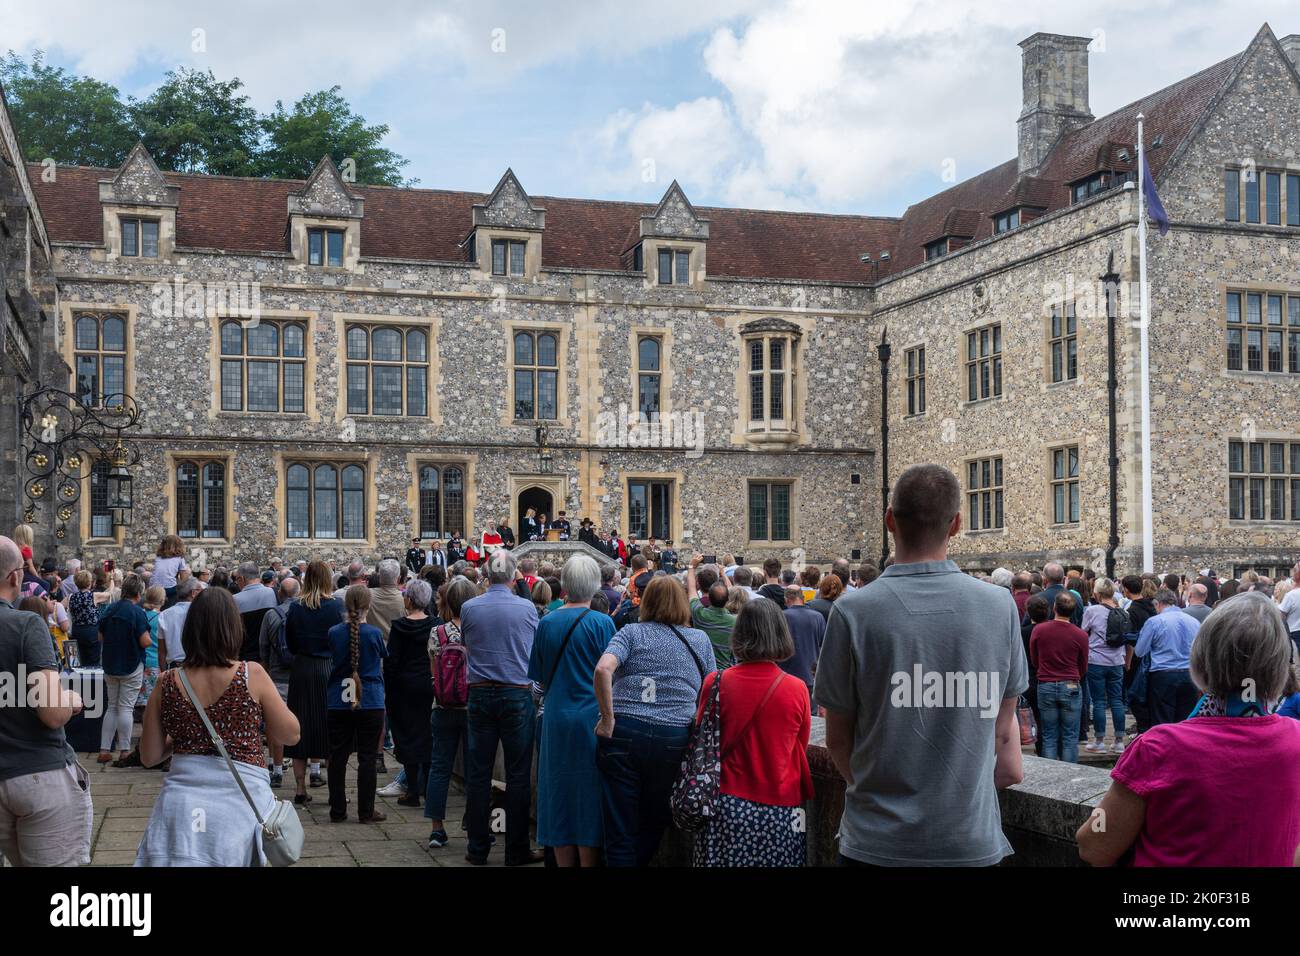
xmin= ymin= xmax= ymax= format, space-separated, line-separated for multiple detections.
xmin=288 ymin=155 xmax=364 ymax=218
xmin=99 ymin=141 xmax=179 ymax=207
xmin=472 ymin=168 xmax=545 ymax=230
xmin=640 ymin=180 xmax=709 ymax=240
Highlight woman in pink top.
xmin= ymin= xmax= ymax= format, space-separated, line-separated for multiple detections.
xmin=1076 ymin=592 xmax=1300 ymax=866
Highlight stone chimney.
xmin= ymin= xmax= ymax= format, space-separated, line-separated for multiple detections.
xmin=1017 ymin=33 xmax=1095 ymax=173
xmin=1280 ymin=35 xmax=1300 ymax=71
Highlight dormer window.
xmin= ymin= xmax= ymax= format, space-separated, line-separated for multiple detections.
xmin=658 ymin=248 xmax=690 ymax=285
xmin=492 ymin=239 xmax=526 ymax=277
xmin=308 ymin=228 xmax=345 ymax=267
xmin=993 ymin=209 xmax=1021 ymax=234
xmin=924 ymin=238 xmax=949 ymax=261
xmin=121 ymin=218 xmax=159 ymax=258
xmin=1069 ymin=171 xmax=1132 ymax=205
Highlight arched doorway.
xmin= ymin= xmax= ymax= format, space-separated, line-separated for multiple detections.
xmin=517 ymin=486 xmax=554 ymax=537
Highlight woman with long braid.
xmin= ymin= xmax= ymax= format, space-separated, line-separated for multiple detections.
xmin=325 ymin=585 xmax=389 ymax=822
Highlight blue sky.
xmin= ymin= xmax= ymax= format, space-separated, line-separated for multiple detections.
xmin=2 ymin=0 xmax=1294 ymax=216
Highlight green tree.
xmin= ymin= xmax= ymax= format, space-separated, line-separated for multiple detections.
xmin=131 ymin=67 xmax=261 ymax=176
xmin=0 ymin=51 xmax=137 ymax=167
xmin=258 ymin=86 xmax=414 ymax=186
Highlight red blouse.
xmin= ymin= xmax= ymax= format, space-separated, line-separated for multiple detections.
xmin=695 ymin=661 xmax=813 ymax=807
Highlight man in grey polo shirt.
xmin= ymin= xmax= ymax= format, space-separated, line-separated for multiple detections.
xmin=815 ymin=464 xmax=1027 ymax=866
xmin=0 ymin=536 xmax=92 ymax=866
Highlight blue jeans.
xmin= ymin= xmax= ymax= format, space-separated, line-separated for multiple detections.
xmin=424 ymin=707 xmax=467 ymax=822
xmin=1037 ymin=680 xmax=1082 ymax=762
xmin=465 ymin=687 xmax=535 ymax=862
xmin=1086 ymin=664 xmax=1126 ymax=740
xmin=595 ymin=714 xmax=691 ymax=867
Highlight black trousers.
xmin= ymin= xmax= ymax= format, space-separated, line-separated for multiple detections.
xmin=1147 ymin=668 xmax=1199 ymax=726
xmin=327 ymin=708 xmax=385 ymax=819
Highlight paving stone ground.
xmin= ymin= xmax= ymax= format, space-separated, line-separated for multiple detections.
xmin=78 ymin=751 xmax=503 ymax=867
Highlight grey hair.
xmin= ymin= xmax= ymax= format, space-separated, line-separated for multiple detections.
xmin=237 ymin=561 xmax=259 ymax=581
xmin=560 ymin=555 xmax=601 ymax=604
xmin=1190 ymin=591 xmax=1292 ymax=701
xmin=347 ymin=560 xmax=366 ymax=580
xmin=1043 ymin=562 xmax=1065 ymax=584
xmin=377 ymin=558 xmax=400 ymax=586
xmin=487 ymin=549 xmax=517 ymax=585
xmin=404 ymin=577 xmax=433 ymax=611
xmin=176 ymin=576 xmax=204 ymax=600
xmin=990 ymin=567 xmax=1013 ymax=588
xmin=278 ymin=575 xmax=300 ymax=599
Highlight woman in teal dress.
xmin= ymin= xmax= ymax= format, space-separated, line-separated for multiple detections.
xmin=527 ymin=554 xmax=614 ymax=867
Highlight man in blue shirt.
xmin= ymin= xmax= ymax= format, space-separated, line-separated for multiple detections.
xmin=1134 ymin=588 xmax=1201 ymax=726
xmin=459 ymin=550 xmax=542 ymax=866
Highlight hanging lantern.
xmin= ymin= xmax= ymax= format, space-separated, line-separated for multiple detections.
xmin=107 ymin=441 xmax=133 ymax=527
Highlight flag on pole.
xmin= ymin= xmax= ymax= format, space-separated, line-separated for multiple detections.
xmin=1142 ymin=162 xmax=1170 ymax=236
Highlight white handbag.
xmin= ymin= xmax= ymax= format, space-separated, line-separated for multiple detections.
xmin=175 ymin=667 xmax=304 ymax=866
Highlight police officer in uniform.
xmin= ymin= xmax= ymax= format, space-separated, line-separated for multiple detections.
xmin=405 ymin=537 xmax=426 ymax=575
xmin=552 ymin=511 xmax=572 ymax=541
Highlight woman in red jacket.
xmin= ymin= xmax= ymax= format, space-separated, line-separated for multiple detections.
xmin=692 ymin=598 xmax=813 ymax=867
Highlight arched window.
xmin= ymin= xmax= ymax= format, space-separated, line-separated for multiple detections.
xmin=512 ymin=329 xmax=559 ymax=421
xmin=73 ymin=311 xmax=128 ymax=408
xmin=219 ymin=320 xmax=307 ymax=413
xmin=741 ymin=321 xmax=801 ymax=441
xmin=344 ymin=323 xmax=431 ymax=417
xmin=285 ymin=461 xmax=368 ymax=539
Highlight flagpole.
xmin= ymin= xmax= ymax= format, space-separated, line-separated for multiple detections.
xmin=1137 ymin=113 xmax=1154 ymax=573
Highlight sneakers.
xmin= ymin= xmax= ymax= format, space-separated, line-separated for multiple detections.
xmin=427 ymin=829 xmax=449 ymax=848
xmin=269 ymin=770 xmax=283 ymax=789
xmin=1084 ymin=741 xmax=1105 ymax=754
xmin=376 ymin=780 xmax=406 ymax=797
xmin=1110 ymin=738 xmax=1126 ymax=754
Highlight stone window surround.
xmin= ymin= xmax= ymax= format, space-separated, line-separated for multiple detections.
xmin=404 ymin=452 xmax=479 ymax=543
xmin=735 ymin=318 xmax=804 ymax=449
xmin=619 ymin=470 xmax=683 ymax=545
xmin=627 ymin=324 xmax=674 ymax=429
xmin=118 ymin=214 xmax=161 ymax=258
xmin=502 ymin=320 xmax=570 ymax=430
xmin=744 ymin=476 xmax=799 ymax=548
xmin=1219 ymin=281 xmax=1300 ymax=376
xmin=208 ymin=310 xmax=319 ymax=423
xmin=1223 ymin=162 xmax=1300 ymax=226
xmin=62 ymin=302 xmax=138 ymax=408
xmin=271 ymin=450 xmax=379 ymax=549
xmin=289 ymin=215 xmax=361 ymax=271
xmin=101 ymin=203 xmax=176 ymax=261
xmin=1046 ymin=443 xmax=1082 ymax=529
xmin=903 ymin=343 xmax=926 ymax=418
xmin=1226 ymin=433 xmax=1300 ymax=526
xmin=961 ymin=318 xmax=1004 ymax=407
xmin=333 ymin=312 xmax=440 ymax=426
xmin=642 ymin=238 xmax=705 ymax=288
xmin=472 ymin=228 xmax=542 ymax=282
xmin=1043 ymin=300 xmax=1081 ymax=386
xmin=963 ymin=452 xmax=1006 ymax=536
xmin=162 ymin=450 xmax=238 ymax=545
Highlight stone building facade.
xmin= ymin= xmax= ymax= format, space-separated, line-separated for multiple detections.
xmin=0 ymin=86 xmax=63 ymax=556
xmin=15 ymin=24 xmax=1300 ymax=577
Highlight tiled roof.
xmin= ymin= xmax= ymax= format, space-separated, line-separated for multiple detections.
xmin=24 ymin=38 xmax=1252 ymax=285
xmin=889 ymin=51 xmax=1244 ymax=271
xmin=29 ymin=164 xmax=900 ymax=284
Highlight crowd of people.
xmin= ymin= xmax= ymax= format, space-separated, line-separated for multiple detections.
xmin=2 ymin=461 xmax=1300 ymax=868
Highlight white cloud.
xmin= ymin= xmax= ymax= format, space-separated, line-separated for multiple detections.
xmin=588 ymin=0 xmax=1300 ymax=212
xmin=588 ymin=97 xmax=743 ymax=200
xmin=0 ymin=0 xmax=773 ymax=106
